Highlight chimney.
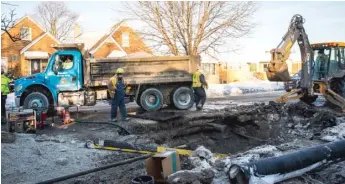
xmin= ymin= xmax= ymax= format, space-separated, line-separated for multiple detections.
xmin=74 ymin=24 xmax=80 ymax=42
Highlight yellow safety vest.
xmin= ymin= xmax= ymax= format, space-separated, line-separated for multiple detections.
xmin=192 ymin=72 xmax=203 ymax=88
xmin=62 ymin=62 xmax=73 ymax=70
xmin=107 ymin=76 xmax=127 ymax=98
xmin=1 ymin=74 xmax=11 ymax=95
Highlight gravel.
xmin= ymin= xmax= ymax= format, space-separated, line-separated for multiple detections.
xmin=1 ymin=133 xmax=115 ymax=184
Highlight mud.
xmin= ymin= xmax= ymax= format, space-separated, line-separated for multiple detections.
xmin=128 ymin=101 xmax=342 ymax=155
xmin=2 ymin=100 xmax=344 ymax=184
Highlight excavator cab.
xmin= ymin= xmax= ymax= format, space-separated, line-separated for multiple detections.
xmin=311 ymin=42 xmax=345 ymax=81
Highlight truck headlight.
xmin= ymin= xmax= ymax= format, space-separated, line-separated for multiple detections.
xmin=15 ymin=84 xmax=22 ymax=92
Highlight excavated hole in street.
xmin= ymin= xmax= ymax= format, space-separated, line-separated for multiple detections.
xmin=128 ymin=101 xmax=342 ymax=156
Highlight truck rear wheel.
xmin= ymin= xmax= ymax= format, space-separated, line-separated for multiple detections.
xmin=23 ymin=92 xmax=49 ymax=110
xmin=172 ymin=87 xmax=194 ymax=110
xmin=140 ymin=88 xmax=163 ymax=111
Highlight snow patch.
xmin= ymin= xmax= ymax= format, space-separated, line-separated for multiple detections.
xmin=321 ymin=118 xmax=345 ymax=142
xmin=206 ymin=81 xmax=284 ymax=98
xmin=5 ymin=93 xmax=16 ymax=109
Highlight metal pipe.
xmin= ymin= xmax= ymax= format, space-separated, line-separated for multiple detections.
xmin=228 ymin=140 xmax=345 ymax=184
xmin=36 ymin=154 xmax=154 ymax=184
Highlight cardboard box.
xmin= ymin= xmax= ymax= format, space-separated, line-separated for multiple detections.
xmin=146 ymin=151 xmax=181 ymax=182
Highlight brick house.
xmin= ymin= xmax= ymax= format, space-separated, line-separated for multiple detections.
xmin=1 ymin=15 xmax=60 ymax=77
xmin=247 ymin=59 xmax=302 ymax=80
xmin=89 ymin=21 xmax=152 ymax=58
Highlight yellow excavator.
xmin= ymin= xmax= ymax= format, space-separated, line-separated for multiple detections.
xmin=266 ymin=14 xmax=345 ymax=110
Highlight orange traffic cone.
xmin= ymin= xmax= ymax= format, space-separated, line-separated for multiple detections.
xmin=62 ymin=108 xmax=74 ymax=124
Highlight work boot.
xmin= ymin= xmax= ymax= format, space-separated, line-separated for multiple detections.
xmin=122 ymin=118 xmax=130 ymax=122
xmin=111 ymin=118 xmax=117 ymax=122
xmin=196 ymin=105 xmax=203 ymax=111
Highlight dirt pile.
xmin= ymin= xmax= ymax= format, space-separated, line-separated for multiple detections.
xmin=137 ymin=101 xmax=344 ymax=155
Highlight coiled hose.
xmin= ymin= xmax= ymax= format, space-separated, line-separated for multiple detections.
xmin=74 ymin=120 xmax=131 ymax=135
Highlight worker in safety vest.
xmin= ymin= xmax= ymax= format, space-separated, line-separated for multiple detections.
xmin=1 ymin=66 xmax=11 ymax=121
xmin=107 ymin=68 xmax=130 ymax=122
xmin=192 ymin=66 xmax=208 ymax=110
xmin=62 ymin=56 xmax=73 ymax=70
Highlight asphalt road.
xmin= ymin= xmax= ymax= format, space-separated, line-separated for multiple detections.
xmin=69 ymin=91 xmax=290 ymax=113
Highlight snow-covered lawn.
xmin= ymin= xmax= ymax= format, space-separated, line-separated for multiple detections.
xmin=206 ymin=81 xmax=284 ymax=98
xmin=5 ymin=93 xmax=16 ymax=110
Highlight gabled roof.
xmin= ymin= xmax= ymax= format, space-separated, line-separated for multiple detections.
xmin=89 ymin=34 xmax=108 ymax=52
xmin=89 ymin=21 xmax=127 ymax=54
xmin=20 ymin=32 xmax=60 ymax=54
xmin=1 ymin=15 xmax=45 ymax=36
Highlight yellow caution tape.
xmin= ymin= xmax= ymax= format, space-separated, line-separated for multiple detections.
xmin=157 ymin=147 xmax=228 ymax=158
xmin=93 ymin=144 xmax=228 ymax=158
xmin=94 ymin=145 xmax=157 ymax=155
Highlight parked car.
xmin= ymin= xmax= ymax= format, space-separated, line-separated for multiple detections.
xmin=284 ymin=71 xmax=301 ymax=92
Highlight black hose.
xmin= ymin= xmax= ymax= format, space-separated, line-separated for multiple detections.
xmin=75 ymin=120 xmax=131 ymax=135
xmin=36 ymin=154 xmax=154 ymax=184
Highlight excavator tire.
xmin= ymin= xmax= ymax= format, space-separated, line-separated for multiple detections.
xmin=334 ymin=77 xmax=345 ymax=98
xmin=324 ymin=77 xmax=345 ymax=108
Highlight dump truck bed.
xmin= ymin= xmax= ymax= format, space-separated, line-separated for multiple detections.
xmin=83 ymin=56 xmax=200 ymax=87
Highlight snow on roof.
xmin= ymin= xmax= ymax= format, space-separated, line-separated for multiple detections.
xmin=121 ymin=52 xmax=153 ymax=58
xmin=24 ymin=51 xmax=49 ymax=59
xmin=107 ymin=50 xmax=127 ymax=58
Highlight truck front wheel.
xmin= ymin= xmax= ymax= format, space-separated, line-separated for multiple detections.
xmin=23 ymin=92 xmax=49 ymax=110
xmin=140 ymin=88 xmax=163 ymax=111
xmin=172 ymin=87 xmax=194 ymax=110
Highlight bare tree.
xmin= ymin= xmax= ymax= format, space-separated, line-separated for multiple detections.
xmin=1 ymin=3 xmax=24 ymax=42
xmin=35 ymin=1 xmax=79 ymax=41
xmin=121 ymin=1 xmax=258 ymax=57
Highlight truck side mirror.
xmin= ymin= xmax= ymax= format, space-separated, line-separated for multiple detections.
xmin=53 ymin=55 xmax=62 ymax=74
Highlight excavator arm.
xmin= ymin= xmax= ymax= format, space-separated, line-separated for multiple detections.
xmin=266 ymin=14 xmax=314 ymax=93
xmin=266 ymin=14 xmax=345 ymax=111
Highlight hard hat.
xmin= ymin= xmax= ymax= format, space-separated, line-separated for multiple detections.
xmin=116 ymin=68 xmax=124 ymax=74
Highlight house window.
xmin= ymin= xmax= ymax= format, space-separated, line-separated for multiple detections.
xmin=211 ymin=64 xmax=215 ymax=75
xmin=202 ymin=63 xmax=216 ymax=75
xmin=20 ymin=27 xmax=32 ymax=41
xmin=122 ymin=32 xmax=129 ymax=47
xmin=249 ymin=63 xmax=257 ymax=72
xmin=11 ymin=55 xmax=19 ymax=61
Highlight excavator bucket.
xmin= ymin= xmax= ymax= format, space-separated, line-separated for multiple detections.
xmin=266 ymin=49 xmax=292 ymax=81
xmin=266 ymin=61 xmax=291 ymax=81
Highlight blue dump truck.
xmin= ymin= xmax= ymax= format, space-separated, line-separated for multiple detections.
xmin=14 ymin=44 xmax=200 ymax=113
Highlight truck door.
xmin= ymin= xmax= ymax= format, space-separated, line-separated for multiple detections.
xmin=47 ymin=51 xmax=82 ymax=91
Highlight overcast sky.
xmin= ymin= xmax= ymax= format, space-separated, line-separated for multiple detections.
xmin=2 ymin=1 xmax=345 ymax=63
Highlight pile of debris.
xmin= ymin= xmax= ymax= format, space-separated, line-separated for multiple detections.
xmin=168 ymin=141 xmax=345 ymax=184
xmin=139 ymin=101 xmax=344 ymax=156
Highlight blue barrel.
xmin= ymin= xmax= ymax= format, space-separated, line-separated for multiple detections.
xmin=131 ymin=175 xmax=154 ymax=184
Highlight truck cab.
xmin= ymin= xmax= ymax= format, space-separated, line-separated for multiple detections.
xmin=14 ymin=44 xmax=87 ymax=112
